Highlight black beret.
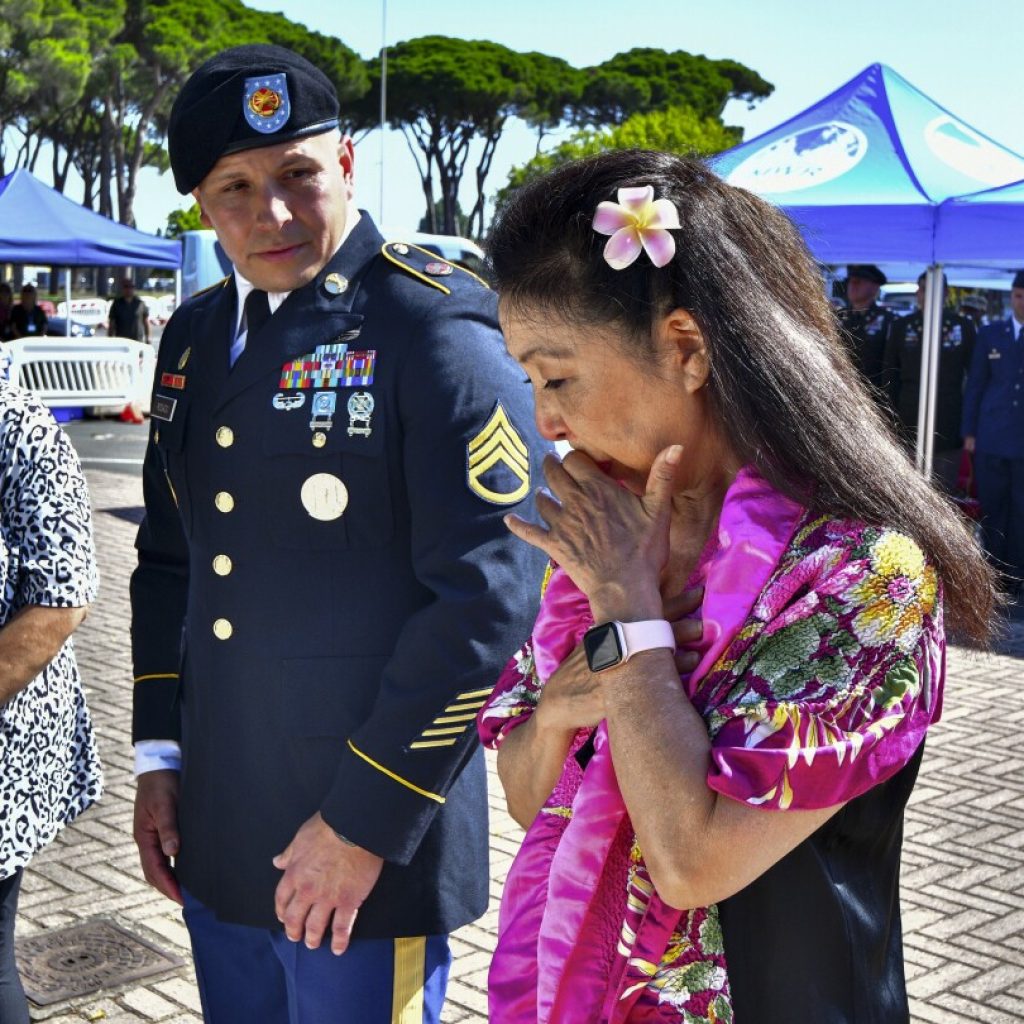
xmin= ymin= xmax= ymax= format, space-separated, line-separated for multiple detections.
xmin=846 ymin=264 xmax=886 ymax=286
xmin=1012 ymin=270 xmax=1024 ymax=290
xmin=168 ymin=44 xmax=339 ymax=194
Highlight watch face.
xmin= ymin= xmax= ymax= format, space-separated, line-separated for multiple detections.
xmin=584 ymin=623 xmax=624 ymax=673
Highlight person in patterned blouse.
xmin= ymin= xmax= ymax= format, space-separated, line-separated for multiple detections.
xmin=477 ymin=150 xmax=998 ymax=1024
xmin=0 ymin=379 xmax=101 ymax=1024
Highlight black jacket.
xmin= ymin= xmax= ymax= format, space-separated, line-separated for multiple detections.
xmin=884 ymin=310 xmax=975 ymax=450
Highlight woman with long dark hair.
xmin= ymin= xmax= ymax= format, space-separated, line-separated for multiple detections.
xmin=476 ymin=149 xmax=995 ymax=1023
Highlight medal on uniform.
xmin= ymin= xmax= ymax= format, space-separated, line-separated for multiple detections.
xmin=272 ymin=392 xmax=305 ymax=411
xmin=310 ymin=390 xmax=337 ymax=432
xmin=347 ymin=391 xmax=374 ymax=437
xmin=161 ymin=372 xmax=186 ymax=390
xmin=300 ymin=473 xmax=348 ymax=521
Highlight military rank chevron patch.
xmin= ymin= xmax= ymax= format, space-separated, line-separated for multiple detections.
xmin=466 ymin=402 xmax=530 ymax=505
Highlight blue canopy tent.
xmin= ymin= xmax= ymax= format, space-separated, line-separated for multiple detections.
xmin=712 ymin=63 xmax=1024 ymax=265
xmin=0 ymin=168 xmax=181 ymax=267
xmin=936 ymin=176 xmax=1024 ymax=266
xmin=710 ymin=64 xmax=1024 ymax=476
xmin=0 ymin=169 xmax=181 ymax=338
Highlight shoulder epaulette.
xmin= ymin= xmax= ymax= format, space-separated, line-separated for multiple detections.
xmin=380 ymin=242 xmax=490 ymax=296
xmin=190 ymin=275 xmax=231 ymax=300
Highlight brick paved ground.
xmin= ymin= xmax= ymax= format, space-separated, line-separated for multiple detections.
xmin=15 ymin=466 xmax=1024 ymax=1021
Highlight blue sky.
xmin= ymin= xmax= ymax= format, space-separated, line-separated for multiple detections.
xmin=123 ymin=0 xmax=1024 ymax=234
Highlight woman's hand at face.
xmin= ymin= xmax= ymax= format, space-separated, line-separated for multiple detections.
xmin=506 ymin=446 xmax=684 ymax=621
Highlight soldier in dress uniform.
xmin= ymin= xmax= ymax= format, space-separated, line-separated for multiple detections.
xmin=962 ymin=270 xmax=1024 ymax=599
xmin=836 ymin=264 xmax=895 ymax=403
xmin=129 ymin=45 xmax=548 ymax=1023
xmin=883 ymin=271 xmax=976 ymax=491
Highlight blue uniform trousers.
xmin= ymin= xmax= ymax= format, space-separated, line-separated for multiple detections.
xmin=975 ymin=452 xmax=1024 ymax=590
xmin=182 ymin=890 xmax=451 ymax=1023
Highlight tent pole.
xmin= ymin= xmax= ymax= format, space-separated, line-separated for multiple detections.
xmin=65 ymin=270 xmax=72 ymax=337
xmin=916 ymin=264 xmax=943 ymax=479
xmin=175 ymin=268 xmax=181 ymax=308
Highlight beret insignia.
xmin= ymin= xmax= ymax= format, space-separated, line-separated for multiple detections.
xmin=244 ymin=74 xmax=290 ymax=134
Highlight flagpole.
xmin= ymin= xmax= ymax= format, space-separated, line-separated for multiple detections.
xmin=378 ymin=0 xmax=388 ymax=225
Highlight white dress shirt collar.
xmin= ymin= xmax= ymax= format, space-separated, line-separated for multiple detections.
xmin=230 ymin=209 xmax=362 ymax=338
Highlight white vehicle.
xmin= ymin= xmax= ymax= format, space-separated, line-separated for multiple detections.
xmin=56 ymin=297 xmax=110 ymax=326
xmin=181 ymin=229 xmax=232 ymax=300
xmin=378 ymin=229 xmax=487 ymax=276
xmin=147 ymin=293 xmax=178 ymax=325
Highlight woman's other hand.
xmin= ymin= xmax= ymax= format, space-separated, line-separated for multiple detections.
xmin=537 ymin=586 xmax=704 ymax=734
xmin=535 ymin=643 xmax=606 ymax=733
xmin=665 ymin=586 xmax=703 ymax=674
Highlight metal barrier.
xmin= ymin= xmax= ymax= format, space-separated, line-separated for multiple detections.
xmin=4 ymin=338 xmax=156 ymax=410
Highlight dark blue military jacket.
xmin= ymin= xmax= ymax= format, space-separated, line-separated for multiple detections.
xmin=883 ymin=309 xmax=976 ymax=450
xmin=962 ymin=318 xmax=1024 ymax=459
xmin=836 ymin=301 xmax=895 ymax=398
xmin=130 ymin=214 xmax=549 ymax=934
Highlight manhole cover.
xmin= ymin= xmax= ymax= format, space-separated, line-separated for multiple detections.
xmin=16 ymin=918 xmax=184 ymax=1006
xmin=103 ymin=506 xmax=146 ymax=525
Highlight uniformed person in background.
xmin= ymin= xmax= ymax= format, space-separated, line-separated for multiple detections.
xmin=130 ymin=45 xmax=548 ymax=1023
xmin=836 ymin=264 xmax=895 ymax=404
xmin=962 ymin=270 xmax=1024 ymax=600
xmin=958 ymin=292 xmax=990 ymax=330
xmin=884 ymin=271 xmax=976 ymax=491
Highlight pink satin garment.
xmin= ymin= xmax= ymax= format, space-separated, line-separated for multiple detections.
xmin=489 ymin=466 xmax=805 ymax=1024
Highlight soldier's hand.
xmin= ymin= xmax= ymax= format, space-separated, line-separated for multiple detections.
xmin=273 ymin=813 xmax=384 ymax=955
xmin=133 ymin=770 xmax=182 ymax=905
xmin=963 ymin=436 xmax=976 ymax=453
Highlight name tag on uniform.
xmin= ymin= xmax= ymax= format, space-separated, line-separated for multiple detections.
xmin=988 ymin=349 xmax=1002 ymax=360
xmin=151 ymin=394 xmax=177 ymax=421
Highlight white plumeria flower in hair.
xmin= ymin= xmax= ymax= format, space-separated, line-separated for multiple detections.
xmin=592 ymin=185 xmax=681 ymax=270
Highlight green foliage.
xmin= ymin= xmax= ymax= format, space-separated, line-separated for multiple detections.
xmin=578 ymin=48 xmax=773 ymax=125
xmin=0 ymin=0 xmax=93 ymax=172
xmin=0 ymin=0 xmax=369 ymax=222
xmin=362 ymin=36 xmax=547 ymax=236
xmin=517 ymin=52 xmax=582 ymax=144
xmin=610 ymin=105 xmax=741 ymax=152
xmin=499 ymin=104 xmax=742 ymax=203
xmin=164 ymin=201 xmax=203 ymax=238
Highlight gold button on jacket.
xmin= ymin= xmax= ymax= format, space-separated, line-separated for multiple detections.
xmin=216 ymin=426 xmax=235 ymax=448
xmin=214 ymin=491 xmax=235 ymax=513
xmin=213 ymin=555 xmax=233 ymax=576
xmin=212 ymin=618 xmax=233 ymax=640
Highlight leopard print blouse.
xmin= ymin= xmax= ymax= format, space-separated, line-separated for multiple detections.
xmin=0 ymin=381 xmax=102 ymax=877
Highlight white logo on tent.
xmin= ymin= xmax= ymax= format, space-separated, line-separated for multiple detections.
xmin=726 ymin=121 xmax=868 ymax=194
xmin=923 ymin=116 xmax=1024 ymax=187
